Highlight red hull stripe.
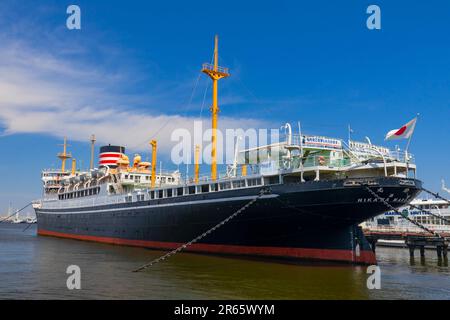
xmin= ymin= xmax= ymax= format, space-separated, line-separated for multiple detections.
xmin=99 ymin=160 xmax=119 ymax=164
xmin=38 ymin=229 xmax=377 ymax=264
xmin=99 ymin=153 xmax=122 ymax=158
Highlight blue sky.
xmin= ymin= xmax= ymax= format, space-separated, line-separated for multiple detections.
xmin=0 ymin=0 xmax=449 ymax=214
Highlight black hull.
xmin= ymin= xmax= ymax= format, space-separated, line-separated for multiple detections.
xmin=35 ymin=177 xmax=422 ymax=264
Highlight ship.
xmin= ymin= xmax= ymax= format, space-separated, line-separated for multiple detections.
xmin=33 ymin=36 xmax=422 ymax=265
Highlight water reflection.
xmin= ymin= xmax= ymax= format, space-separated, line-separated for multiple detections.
xmin=0 ymin=224 xmax=449 ymax=299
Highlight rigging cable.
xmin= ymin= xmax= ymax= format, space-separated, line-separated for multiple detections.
xmin=133 ymin=50 xmax=216 ymax=151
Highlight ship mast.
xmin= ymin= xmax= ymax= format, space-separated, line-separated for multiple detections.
xmin=57 ymin=137 xmax=72 ymax=172
xmin=90 ymin=134 xmax=96 ymax=170
xmin=150 ymin=140 xmax=157 ymax=188
xmin=202 ymin=35 xmax=229 ymax=180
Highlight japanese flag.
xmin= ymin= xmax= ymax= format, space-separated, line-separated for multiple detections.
xmin=385 ymin=118 xmax=417 ymax=140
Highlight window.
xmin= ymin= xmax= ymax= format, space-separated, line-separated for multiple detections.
xmin=210 ymin=183 xmax=218 ymax=192
xmin=150 ymin=191 xmax=155 ymax=199
xmin=188 ymin=186 xmax=196 ymax=195
xmin=167 ymin=189 xmax=173 ymax=197
xmin=201 ymin=185 xmax=209 ymax=193
xmin=177 ymin=187 xmax=184 ymax=196
xmin=265 ymin=176 xmax=279 ymax=185
xmin=125 ymin=195 xmax=132 ymax=203
xmin=219 ymin=182 xmax=231 ymax=190
xmin=158 ymin=190 xmax=164 ymax=199
xmin=232 ymin=180 xmax=245 ymax=189
xmin=248 ymin=178 xmax=262 ymax=186
xmin=137 ymin=194 xmax=145 ymax=201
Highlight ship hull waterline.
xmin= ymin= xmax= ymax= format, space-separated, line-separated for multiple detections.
xmin=35 ymin=177 xmax=422 ymax=265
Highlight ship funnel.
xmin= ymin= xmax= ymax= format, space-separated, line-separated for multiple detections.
xmin=99 ymin=145 xmax=125 ymax=168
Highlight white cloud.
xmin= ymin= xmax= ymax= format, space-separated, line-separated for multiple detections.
xmin=0 ymin=38 xmax=269 ymax=157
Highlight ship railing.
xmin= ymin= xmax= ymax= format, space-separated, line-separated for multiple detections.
xmin=44 ymin=193 xmax=128 ymax=209
xmin=280 ymin=134 xmax=415 ymax=165
xmin=365 ymin=225 xmax=450 ymax=234
xmin=201 ymin=63 xmax=229 ymax=74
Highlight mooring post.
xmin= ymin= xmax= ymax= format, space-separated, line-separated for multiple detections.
xmin=370 ymin=239 xmax=377 ymax=253
xmin=408 ymin=245 xmax=415 ymax=258
xmin=437 ymin=246 xmax=442 ymax=259
xmin=419 ymin=246 xmax=425 ymax=258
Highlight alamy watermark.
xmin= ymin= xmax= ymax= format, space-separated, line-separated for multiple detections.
xmin=66 ymin=5 xmax=81 ymax=30
xmin=170 ymin=121 xmax=283 ymax=166
xmin=66 ymin=265 xmax=81 ymax=290
xmin=366 ymin=265 xmax=381 ymax=289
xmin=367 ymin=5 xmax=381 ymax=30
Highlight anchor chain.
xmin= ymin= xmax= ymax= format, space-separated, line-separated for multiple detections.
xmin=132 ymin=189 xmax=268 ymax=272
xmin=364 ymin=186 xmax=443 ymax=239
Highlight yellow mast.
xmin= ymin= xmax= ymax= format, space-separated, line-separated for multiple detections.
xmin=194 ymin=145 xmax=200 ymax=183
xmin=71 ymin=158 xmax=76 ymax=175
xmin=150 ymin=140 xmax=157 ymax=188
xmin=57 ymin=137 xmax=72 ymax=172
xmin=241 ymin=164 xmax=247 ymax=177
xmin=202 ymin=35 xmax=229 ymax=180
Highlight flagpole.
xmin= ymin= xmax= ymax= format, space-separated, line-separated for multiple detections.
xmin=298 ymin=121 xmax=305 ymax=182
xmin=405 ymin=114 xmax=419 ymax=154
xmin=404 ymin=114 xmax=419 ymax=177
xmin=348 ymin=124 xmax=352 ymax=146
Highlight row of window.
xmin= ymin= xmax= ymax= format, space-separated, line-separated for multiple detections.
xmin=414 ymin=216 xmax=450 ymax=226
xmin=413 ymin=204 xmax=449 ymax=210
xmin=123 ymin=174 xmax=175 ymax=183
xmin=126 ymin=177 xmax=264 ymax=202
xmin=58 ymin=187 xmax=100 ymax=200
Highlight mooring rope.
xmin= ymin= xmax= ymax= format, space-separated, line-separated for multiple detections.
xmin=420 ymin=187 xmax=450 ymax=204
xmin=407 ymin=202 xmax=450 ymax=225
xmin=364 ymin=186 xmax=442 ymax=239
xmin=132 ymin=189 xmax=267 ymax=272
xmin=0 ymin=202 xmax=32 ymax=223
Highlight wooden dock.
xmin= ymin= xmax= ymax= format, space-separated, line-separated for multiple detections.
xmin=364 ymin=229 xmax=449 ymax=259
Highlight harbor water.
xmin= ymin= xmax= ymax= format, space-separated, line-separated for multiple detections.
xmin=0 ymin=224 xmax=449 ymax=300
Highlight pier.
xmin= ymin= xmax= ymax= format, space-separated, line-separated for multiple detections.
xmin=364 ymin=229 xmax=449 ymax=260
